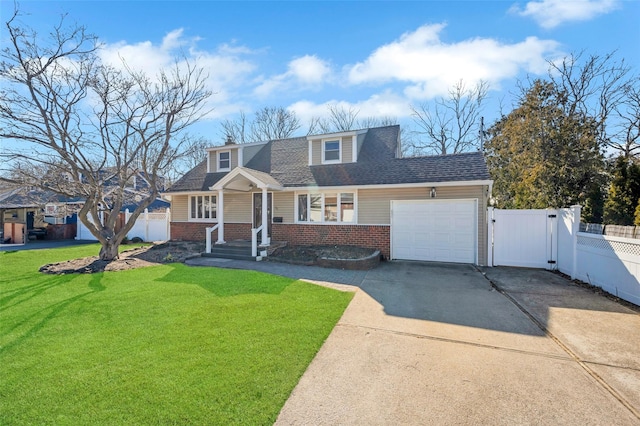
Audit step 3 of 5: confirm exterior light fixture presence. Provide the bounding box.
[430,187,437,198]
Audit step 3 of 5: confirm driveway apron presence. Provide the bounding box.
[275,262,640,425]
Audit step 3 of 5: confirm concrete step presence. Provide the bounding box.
[202,252,256,261]
[202,244,256,261]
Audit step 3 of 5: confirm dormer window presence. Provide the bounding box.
[323,140,341,164]
[218,151,230,172]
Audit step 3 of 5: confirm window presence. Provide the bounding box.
[310,194,322,222]
[297,194,308,221]
[323,140,341,163]
[297,192,356,223]
[218,151,230,171]
[190,195,217,220]
[340,193,354,222]
[324,194,337,222]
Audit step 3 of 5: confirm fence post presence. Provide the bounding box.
[487,207,494,267]
[144,208,149,241]
[166,208,171,241]
[547,208,559,270]
[570,205,581,280]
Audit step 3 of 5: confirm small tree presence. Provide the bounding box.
[603,156,640,225]
[0,10,211,260]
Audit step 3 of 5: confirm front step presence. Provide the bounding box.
[202,243,257,261]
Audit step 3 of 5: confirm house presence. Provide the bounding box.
[0,188,84,243]
[164,125,493,265]
[0,169,170,244]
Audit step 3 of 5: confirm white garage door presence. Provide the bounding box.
[391,199,477,263]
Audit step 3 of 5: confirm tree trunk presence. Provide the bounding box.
[99,239,120,261]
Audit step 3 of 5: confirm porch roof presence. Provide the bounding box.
[209,167,284,192]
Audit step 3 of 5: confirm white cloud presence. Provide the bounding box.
[289,90,411,125]
[254,55,332,97]
[510,0,620,29]
[347,23,560,99]
[97,29,257,119]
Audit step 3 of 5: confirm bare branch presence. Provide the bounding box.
[409,80,488,155]
[0,9,212,260]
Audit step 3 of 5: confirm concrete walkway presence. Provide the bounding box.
[187,258,640,424]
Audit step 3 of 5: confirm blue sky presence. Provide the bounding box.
[3,0,639,144]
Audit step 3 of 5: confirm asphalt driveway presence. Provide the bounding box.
[0,239,95,251]
[274,262,640,425]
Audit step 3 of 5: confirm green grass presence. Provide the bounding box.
[0,245,353,425]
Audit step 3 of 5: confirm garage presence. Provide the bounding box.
[391,199,477,264]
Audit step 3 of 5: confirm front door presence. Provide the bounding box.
[253,192,272,243]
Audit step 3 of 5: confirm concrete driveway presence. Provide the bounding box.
[275,262,640,425]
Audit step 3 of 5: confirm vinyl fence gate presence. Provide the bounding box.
[488,208,558,270]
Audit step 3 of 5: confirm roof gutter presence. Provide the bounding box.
[287,179,494,192]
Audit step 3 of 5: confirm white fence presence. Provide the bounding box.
[489,206,640,306]
[76,208,170,242]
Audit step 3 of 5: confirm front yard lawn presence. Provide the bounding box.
[0,245,353,425]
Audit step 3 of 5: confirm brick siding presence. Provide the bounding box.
[171,222,391,259]
[271,223,391,259]
[170,222,251,242]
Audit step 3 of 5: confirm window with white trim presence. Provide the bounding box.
[189,195,217,220]
[218,151,230,171]
[296,192,356,223]
[322,140,341,164]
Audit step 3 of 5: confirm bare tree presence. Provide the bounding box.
[163,136,212,186]
[308,104,360,134]
[547,51,635,156]
[220,107,300,144]
[0,10,211,260]
[220,111,249,144]
[357,115,397,129]
[409,80,488,155]
[251,106,301,141]
[613,84,640,158]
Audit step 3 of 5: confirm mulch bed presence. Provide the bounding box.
[40,241,205,274]
[39,242,378,274]
[269,245,378,265]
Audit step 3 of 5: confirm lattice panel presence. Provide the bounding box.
[578,235,640,256]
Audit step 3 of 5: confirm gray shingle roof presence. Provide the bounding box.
[0,188,83,208]
[165,125,490,193]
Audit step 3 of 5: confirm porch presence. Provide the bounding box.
[205,167,284,260]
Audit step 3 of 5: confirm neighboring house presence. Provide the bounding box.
[0,170,169,243]
[164,125,493,265]
[0,188,82,243]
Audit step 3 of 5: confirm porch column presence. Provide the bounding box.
[216,190,225,244]
[261,187,269,245]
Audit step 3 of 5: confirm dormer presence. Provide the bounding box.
[205,140,268,173]
[307,129,368,166]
